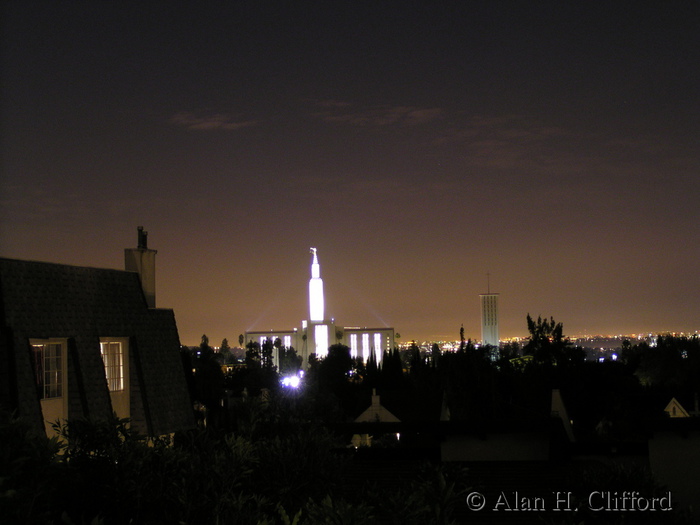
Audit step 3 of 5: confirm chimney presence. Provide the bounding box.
[125,226,157,308]
[137,226,148,249]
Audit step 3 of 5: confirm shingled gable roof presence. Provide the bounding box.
[0,257,194,436]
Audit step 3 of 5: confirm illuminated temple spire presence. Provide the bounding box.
[309,247,324,321]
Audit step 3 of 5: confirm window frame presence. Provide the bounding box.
[99,337,130,420]
[100,339,126,392]
[30,338,69,437]
[31,339,66,400]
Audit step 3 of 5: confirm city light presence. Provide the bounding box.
[281,374,301,388]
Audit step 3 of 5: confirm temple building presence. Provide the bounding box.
[245,249,395,366]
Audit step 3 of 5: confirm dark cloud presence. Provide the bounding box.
[313,102,444,127]
[169,112,260,131]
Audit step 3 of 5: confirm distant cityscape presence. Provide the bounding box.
[207,333,700,361]
[395,332,700,361]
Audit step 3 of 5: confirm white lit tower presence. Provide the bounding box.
[309,248,324,321]
[307,248,330,358]
[479,273,499,354]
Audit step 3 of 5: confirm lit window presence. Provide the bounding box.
[362,333,370,361]
[374,333,382,361]
[101,341,124,392]
[350,334,358,358]
[32,342,63,399]
[315,324,329,357]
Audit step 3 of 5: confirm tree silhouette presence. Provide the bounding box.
[261,338,275,370]
[365,349,379,386]
[192,334,225,426]
[632,335,698,389]
[279,346,302,376]
[319,344,353,386]
[219,338,232,364]
[407,341,429,376]
[380,347,404,389]
[245,340,262,369]
[522,314,580,366]
[430,342,441,367]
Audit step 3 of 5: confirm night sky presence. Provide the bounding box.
[2,1,698,345]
